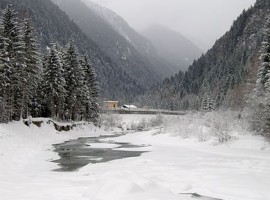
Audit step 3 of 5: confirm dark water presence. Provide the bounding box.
[52,134,149,172]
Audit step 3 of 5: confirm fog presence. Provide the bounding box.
[89,0,256,51]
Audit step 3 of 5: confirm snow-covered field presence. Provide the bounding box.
[0,113,270,200]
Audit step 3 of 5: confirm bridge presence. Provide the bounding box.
[101,108,185,115]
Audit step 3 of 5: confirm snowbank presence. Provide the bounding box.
[83,171,188,200]
[112,111,259,145]
[0,114,269,200]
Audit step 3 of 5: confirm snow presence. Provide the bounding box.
[0,113,270,200]
[83,171,185,200]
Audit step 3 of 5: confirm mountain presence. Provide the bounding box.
[81,0,178,78]
[140,0,268,111]
[53,0,180,81]
[142,25,202,72]
[0,0,143,101]
[53,0,166,86]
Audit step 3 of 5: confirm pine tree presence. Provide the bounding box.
[81,55,100,124]
[257,21,270,93]
[200,79,216,112]
[22,18,40,117]
[201,93,208,111]
[32,54,47,118]
[0,62,9,122]
[63,41,86,121]
[0,20,10,122]
[1,4,25,120]
[215,90,225,109]
[42,44,66,119]
[208,95,215,111]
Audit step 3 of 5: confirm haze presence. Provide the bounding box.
[89,0,256,51]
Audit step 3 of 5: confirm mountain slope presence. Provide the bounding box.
[53,0,163,87]
[0,0,143,101]
[81,0,178,78]
[140,0,268,110]
[142,25,202,72]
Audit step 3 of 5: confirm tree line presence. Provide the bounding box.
[0,5,100,124]
[139,2,266,112]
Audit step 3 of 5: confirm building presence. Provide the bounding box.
[103,101,119,110]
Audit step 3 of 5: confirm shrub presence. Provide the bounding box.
[101,114,122,130]
[149,114,164,127]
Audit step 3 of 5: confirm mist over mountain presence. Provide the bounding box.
[53,0,177,86]
[82,0,179,78]
[89,0,256,52]
[142,25,202,72]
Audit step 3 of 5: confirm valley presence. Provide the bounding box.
[0,0,269,200]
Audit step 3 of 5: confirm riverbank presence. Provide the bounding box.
[0,115,269,200]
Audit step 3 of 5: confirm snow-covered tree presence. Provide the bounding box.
[42,44,66,119]
[200,80,215,112]
[11,18,42,119]
[63,41,86,121]
[257,25,270,93]
[0,5,100,124]
[252,20,270,135]
[0,22,10,122]
[81,55,100,124]
[22,18,40,117]
[1,4,25,120]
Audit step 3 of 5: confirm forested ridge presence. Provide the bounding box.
[140,0,270,112]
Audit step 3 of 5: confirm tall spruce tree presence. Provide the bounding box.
[1,4,25,120]
[63,41,86,121]
[81,55,100,124]
[257,23,270,93]
[0,18,10,122]
[42,44,66,119]
[22,18,40,117]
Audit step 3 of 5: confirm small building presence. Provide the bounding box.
[103,101,119,110]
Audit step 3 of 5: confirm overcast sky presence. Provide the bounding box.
[89,0,256,51]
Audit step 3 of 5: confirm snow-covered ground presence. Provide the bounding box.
[0,113,270,200]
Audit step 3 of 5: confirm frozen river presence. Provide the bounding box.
[0,117,269,200]
[52,134,148,171]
